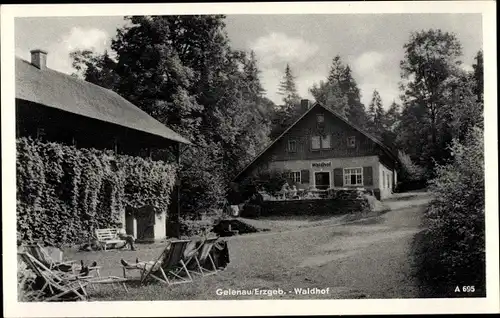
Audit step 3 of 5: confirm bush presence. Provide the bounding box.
[179,142,227,217]
[179,209,224,237]
[17,258,43,302]
[397,150,428,191]
[239,169,288,200]
[414,127,485,296]
[17,137,177,247]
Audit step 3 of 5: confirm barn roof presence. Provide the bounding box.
[15,57,191,145]
[233,101,398,181]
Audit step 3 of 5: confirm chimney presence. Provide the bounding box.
[30,49,48,70]
[301,99,311,112]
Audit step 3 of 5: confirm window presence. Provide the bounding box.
[321,135,331,149]
[311,136,321,150]
[311,135,331,150]
[387,173,391,188]
[288,171,301,183]
[343,167,363,186]
[287,139,297,152]
[382,172,385,188]
[347,136,356,148]
[317,114,325,124]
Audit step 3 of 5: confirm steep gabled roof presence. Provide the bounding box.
[16,57,191,145]
[233,101,398,181]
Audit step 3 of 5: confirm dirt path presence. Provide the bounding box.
[222,192,431,299]
[295,205,426,298]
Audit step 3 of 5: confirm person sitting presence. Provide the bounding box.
[116,223,136,251]
[120,257,161,272]
[280,182,290,200]
[53,260,97,276]
[289,185,298,199]
[120,239,178,271]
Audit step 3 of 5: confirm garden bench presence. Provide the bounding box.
[95,229,125,251]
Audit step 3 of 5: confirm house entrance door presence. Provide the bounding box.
[135,206,155,242]
[314,172,330,190]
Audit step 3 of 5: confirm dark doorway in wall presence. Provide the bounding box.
[314,172,330,190]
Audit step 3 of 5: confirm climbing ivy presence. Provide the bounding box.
[16,137,177,247]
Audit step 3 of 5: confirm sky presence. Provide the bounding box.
[15,14,482,109]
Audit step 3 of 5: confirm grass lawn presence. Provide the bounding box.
[57,193,432,301]
[63,226,370,301]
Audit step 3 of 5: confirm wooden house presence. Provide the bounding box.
[234,100,399,200]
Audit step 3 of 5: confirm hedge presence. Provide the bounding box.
[412,127,485,297]
[16,137,177,247]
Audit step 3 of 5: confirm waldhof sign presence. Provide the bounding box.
[311,161,332,168]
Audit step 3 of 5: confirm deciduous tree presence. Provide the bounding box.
[71,15,272,217]
[399,29,463,168]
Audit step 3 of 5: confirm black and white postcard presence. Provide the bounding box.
[2,1,498,316]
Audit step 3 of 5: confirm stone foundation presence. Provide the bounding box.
[242,189,373,217]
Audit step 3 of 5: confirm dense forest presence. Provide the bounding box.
[70,15,483,212]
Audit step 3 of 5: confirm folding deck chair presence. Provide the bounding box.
[18,252,89,302]
[23,243,100,278]
[122,239,193,286]
[193,237,219,276]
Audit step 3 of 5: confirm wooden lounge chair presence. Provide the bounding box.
[193,237,219,276]
[85,276,129,293]
[23,243,100,277]
[18,252,89,302]
[122,239,193,285]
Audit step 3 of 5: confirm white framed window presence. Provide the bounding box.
[288,171,301,183]
[312,135,331,150]
[343,167,363,186]
[321,134,331,149]
[382,171,385,188]
[287,139,297,152]
[347,136,356,148]
[311,136,321,150]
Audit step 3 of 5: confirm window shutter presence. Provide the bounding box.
[300,169,309,184]
[333,168,343,187]
[363,166,373,186]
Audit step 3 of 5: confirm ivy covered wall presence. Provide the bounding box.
[16,137,177,247]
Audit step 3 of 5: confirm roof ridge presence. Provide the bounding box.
[17,57,119,95]
[232,101,398,181]
[15,56,191,145]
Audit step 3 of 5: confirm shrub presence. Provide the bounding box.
[398,150,426,181]
[179,208,225,237]
[179,142,227,217]
[17,258,42,302]
[397,150,428,191]
[16,137,177,247]
[414,126,485,296]
[239,169,288,199]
